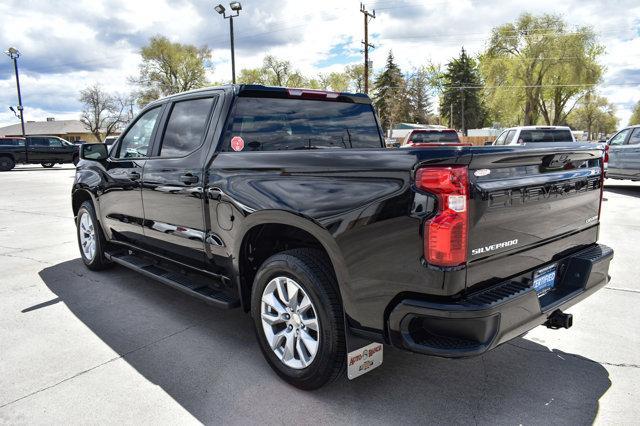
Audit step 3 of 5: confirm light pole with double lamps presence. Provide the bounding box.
[4,47,25,137]
[214,2,242,84]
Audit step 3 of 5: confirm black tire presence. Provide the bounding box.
[72,154,79,166]
[0,156,15,171]
[76,201,112,270]
[41,162,55,168]
[251,248,345,390]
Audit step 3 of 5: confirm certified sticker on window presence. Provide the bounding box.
[347,342,383,380]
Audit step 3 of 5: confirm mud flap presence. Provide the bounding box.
[344,320,383,379]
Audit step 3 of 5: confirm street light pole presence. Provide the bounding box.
[5,47,25,137]
[229,15,236,84]
[215,2,242,84]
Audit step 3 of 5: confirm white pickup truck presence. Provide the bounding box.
[491,126,577,147]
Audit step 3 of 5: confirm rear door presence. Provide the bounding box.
[465,146,604,287]
[607,128,631,176]
[140,94,220,265]
[26,137,53,162]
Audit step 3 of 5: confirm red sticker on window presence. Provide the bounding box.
[231,136,245,152]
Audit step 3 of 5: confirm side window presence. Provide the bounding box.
[48,138,62,147]
[115,107,161,159]
[626,128,640,145]
[31,137,47,146]
[494,131,507,145]
[159,97,215,157]
[505,130,517,144]
[609,129,629,146]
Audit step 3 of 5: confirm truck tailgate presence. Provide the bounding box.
[465,146,604,288]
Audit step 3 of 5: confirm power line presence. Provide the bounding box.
[415,82,640,90]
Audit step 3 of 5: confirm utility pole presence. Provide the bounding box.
[450,104,453,129]
[460,88,465,135]
[360,3,375,94]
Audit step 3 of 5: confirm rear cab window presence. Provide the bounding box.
[410,130,459,143]
[519,129,574,143]
[222,96,383,151]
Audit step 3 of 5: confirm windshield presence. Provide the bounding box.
[519,129,573,143]
[410,131,459,143]
[223,97,382,151]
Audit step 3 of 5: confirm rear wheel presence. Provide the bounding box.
[41,162,55,168]
[251,248,345,390]
[76,201,112,270]
[0,156,15,171]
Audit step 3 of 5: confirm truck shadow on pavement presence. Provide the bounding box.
[37,259,611,425]
[604,183,640,198]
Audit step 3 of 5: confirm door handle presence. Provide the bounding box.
[180,173,199,184]
[127,171,141,180]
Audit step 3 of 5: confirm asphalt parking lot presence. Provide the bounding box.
[0,164,638,425]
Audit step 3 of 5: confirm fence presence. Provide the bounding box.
[461,136,496,146]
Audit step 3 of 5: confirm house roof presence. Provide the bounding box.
[0,120,89,137]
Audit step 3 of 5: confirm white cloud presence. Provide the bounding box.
[0,0,638,128]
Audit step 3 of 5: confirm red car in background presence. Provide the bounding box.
[401,129,470,147]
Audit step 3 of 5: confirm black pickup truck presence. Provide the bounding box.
[0,135,79,170]
[72,85,613,389]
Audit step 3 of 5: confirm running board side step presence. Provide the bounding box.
[105,251,240,309]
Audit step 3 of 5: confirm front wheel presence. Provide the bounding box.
[251,248,345,390]
[76,201,112,270]
[41,162,55,168]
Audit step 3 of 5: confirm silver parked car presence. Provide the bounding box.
[606,125,640,181]
[491,126,577,147]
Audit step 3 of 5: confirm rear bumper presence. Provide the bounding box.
[387,244,613,357]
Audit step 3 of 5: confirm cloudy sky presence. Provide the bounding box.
[0,0,639,128]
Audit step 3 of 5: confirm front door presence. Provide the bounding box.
[99,106,163,244]
[140,95,219,265]
[607,128,631,177]
[46,137,75,163]
[621,127,640,179]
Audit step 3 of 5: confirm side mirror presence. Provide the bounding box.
[81,143,108,161]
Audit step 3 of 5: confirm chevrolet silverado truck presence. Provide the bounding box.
[72,85,613,389]
[0,135,79,170]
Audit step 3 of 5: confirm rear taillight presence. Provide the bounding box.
[416,166,469,267]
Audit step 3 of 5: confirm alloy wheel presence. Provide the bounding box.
[260,276,320,369]
[79,211,96,261]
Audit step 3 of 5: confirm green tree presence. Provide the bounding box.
[568,92,618,140]
[481,13,604,126]
[630,101,640,126]
[238,55,308,87]
[345,64,365,93]
[372,51,408,133]
[132,36,211,106]
[439,48,486,133]
[317,71,350,92]
[407,66,433,124]
[237,67,267,85]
